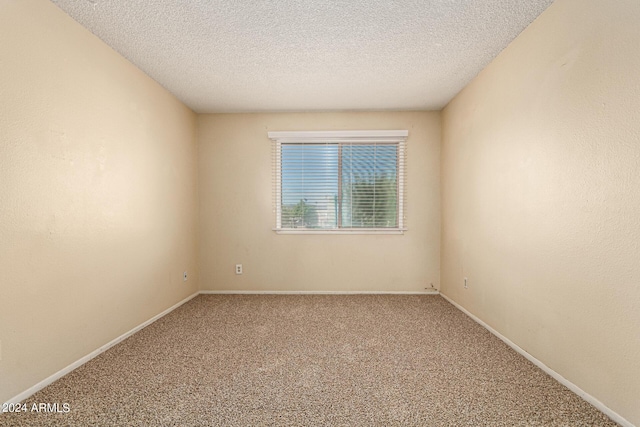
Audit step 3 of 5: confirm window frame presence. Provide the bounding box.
[268,130,407,235]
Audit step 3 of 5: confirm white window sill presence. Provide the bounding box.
[274,228,406,235]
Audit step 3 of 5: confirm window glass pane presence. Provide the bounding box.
[279,142,399,230]
[281,144,339,228]
[342,144,397,228]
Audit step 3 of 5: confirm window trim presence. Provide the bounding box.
[268,130,408,235]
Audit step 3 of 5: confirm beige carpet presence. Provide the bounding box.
[1,295,617,426]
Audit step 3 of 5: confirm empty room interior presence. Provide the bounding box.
[1,0,639,425]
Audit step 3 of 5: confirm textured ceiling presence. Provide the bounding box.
[51,0,553,113]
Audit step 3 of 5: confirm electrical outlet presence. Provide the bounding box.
[464,277,468,289]
[235,264,243,275]
[183,271,188,281]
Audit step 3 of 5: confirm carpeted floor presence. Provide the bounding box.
[1,295,617,426]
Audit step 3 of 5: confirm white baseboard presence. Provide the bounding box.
[200,290,440,295]
[439,292,633,427]
[3,291,199,407]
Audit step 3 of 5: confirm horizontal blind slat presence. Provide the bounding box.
[273,137,406,231]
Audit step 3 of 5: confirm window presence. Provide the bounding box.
[269,130,407,234]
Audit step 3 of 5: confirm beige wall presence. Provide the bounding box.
[441,0,640,424]
[0,0,199,403]
[3,0,636,422]
[198,112,440,292]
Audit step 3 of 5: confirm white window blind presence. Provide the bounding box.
[268,130,407,234]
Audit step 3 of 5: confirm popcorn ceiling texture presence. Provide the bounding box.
[50,0,553,113]
[0,295,617,426]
